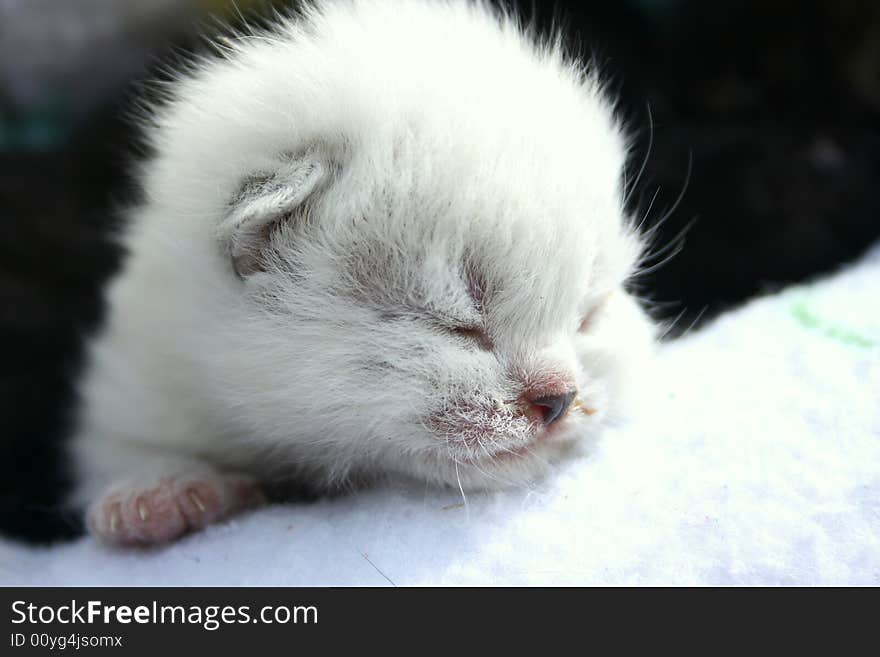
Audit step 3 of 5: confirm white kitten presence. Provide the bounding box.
[68,0,655,545]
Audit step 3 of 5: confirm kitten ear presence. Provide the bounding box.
[221,149,331,277]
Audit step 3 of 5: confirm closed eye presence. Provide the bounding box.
[443,324,494,351]
[578,295,611,333]
[578,310,598,333]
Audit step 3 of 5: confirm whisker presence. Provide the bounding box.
[636,215,698,276]
[651,149,694,232]
[656,307,689,341]
[680,305,709,338]
[635,187,662,235]
[636,151,695,270]
[453,459,469,516]
[623,101,654,210]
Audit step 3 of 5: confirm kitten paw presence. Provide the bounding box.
[87,472,265,546]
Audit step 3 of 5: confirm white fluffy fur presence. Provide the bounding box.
[68,0,655,541]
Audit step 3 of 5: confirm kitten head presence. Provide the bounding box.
[142,0,655,490]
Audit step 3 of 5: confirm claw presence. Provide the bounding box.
[188,490,206,512]
[109,505,120,533]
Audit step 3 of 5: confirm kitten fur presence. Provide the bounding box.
[69,0,655,545]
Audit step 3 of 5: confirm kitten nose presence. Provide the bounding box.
[529,390,577,426]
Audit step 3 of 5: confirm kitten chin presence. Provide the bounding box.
[67,0,655,546]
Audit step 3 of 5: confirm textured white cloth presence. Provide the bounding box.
[3,244,879,586]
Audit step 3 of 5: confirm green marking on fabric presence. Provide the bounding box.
[791,299,876,348]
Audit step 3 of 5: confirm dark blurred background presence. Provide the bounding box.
[2,0,878,542]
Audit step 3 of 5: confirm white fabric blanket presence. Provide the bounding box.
[3,244,879,586]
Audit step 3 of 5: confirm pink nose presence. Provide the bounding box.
[527,390,577,425]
